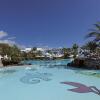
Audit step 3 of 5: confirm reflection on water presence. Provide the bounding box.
[0,69,17,74]
[20,72,53,84]
[27,67,37,71]
[23,59,70,69]
[47,65,67,69]
[75,70,100,78]
[0,69,17,78]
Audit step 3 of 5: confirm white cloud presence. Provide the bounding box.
[0,30,26,49]
[18,45,26,49]
[0,31,16,46]
[0,39,27,50]
[7,37,16,40]
[0,40,16,46]
[0,31,8,38]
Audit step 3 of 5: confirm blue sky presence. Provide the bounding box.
[0,0,100,48]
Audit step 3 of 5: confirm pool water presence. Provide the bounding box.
[0,59,100,100]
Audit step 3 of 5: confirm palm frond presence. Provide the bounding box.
[88,28,97,32]
[85,32,98,38]
[94,23,100,30]
[93,34,100,42]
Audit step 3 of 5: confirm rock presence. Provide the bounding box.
[67,58,100,70]
[0,59,3,67]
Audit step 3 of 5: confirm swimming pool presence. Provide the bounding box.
[0,59,100,100]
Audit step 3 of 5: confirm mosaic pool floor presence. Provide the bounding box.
[0,60,100,100]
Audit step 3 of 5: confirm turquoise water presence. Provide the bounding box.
[0,59,100,100]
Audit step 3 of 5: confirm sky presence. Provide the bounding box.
[0,0,100,48]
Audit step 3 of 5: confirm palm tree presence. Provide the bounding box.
[72,44,79,58]
[62,48,70,58]
[86,22,100,42]
[32,47,37,52]
[10,45,22,62]
[85,41,98,53]
[62,48,68,54]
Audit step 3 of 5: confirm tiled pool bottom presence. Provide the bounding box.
[0,65,100,100]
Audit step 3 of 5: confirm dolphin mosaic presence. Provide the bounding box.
[61,81,100,96]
